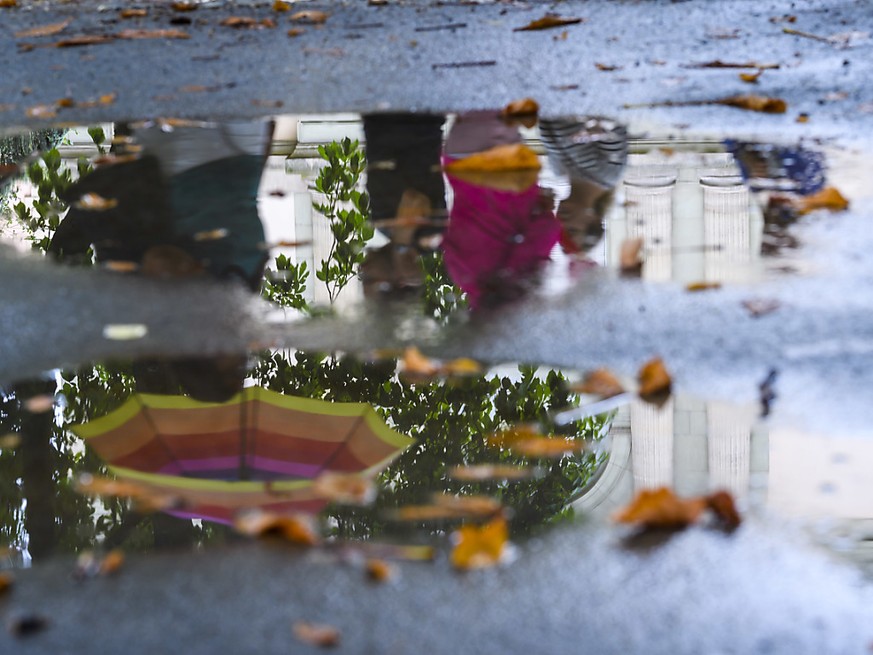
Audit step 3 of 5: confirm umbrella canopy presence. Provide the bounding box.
[73,386,415,523]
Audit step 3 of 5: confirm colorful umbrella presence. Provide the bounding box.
[73,386,415,523]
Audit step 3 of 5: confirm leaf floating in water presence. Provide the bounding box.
[74,549,125,579]
[447,464,538,482]
[290,10,329,24]
[102,324,148,340]
[638,357,672,402]
[572,368,625,398]
[619,237,644,275]
[7,614,48,638]
[23,395,54,414]
[501,97,539,128]
[685,60,780,69]
[365,559,395,583]
[796,186,849,214]
[120,8,148,18]
[705,490,742,530]
[287,28,305,37]
[99,549,125,576]
[25,104,57,119]
[312,472,376,506]
[488,426,585,458]
[742,297,781,318]
[273,0,291,10]
[76,192,118,211]
[171,1,198,11]
[391,494,503,521]
[401,346,440,377]
[117,29,190,40]
[0,572,14,594]
[717,94,787,113]
[445,144,541,173]
[103,260,140,273]
[0,0,18,7]
[56,35,115,47]
[595,62,622,71]
[686,281,721,292]
[15,19,72,38]
[450,517,509,570]
[442,358,482,377]
[234,510,319,545]
[0,433,21,449]
[293,621,340,648]
[74,474,178,512]
[614,487,706,529]
[739,70,763,83]
[514,14,584,32]
[193,228,229,241]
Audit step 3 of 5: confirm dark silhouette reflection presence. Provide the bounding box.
[49,121,274,290]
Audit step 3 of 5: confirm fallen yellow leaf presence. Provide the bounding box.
[120,8,148,18]
[447,464,538,482]
[365,559,395,583]
[234,510,319,545]
[293,621,340,648]
[572,368,625,398]
[686,281,721,292]
[638,357,672,400]
[796,186,849,214]
[450,517,509,569]
[312,472,376,506]
[445,143,541,173]
[717,94,787,113]
[619,237,644,274]
[15,19,71,38]
[514,14,583,32]
[614,487,706,529]
[273,0,291,10]
[291,10,328,24]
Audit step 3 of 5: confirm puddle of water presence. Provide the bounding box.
[0,111,869,582]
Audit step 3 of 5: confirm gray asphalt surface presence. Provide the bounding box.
[3,1,873,653]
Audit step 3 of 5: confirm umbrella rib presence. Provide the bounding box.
[318,413,366,475]
[136,395,179,474]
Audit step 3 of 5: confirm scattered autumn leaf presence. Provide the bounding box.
[739,70,763,83]
[234,510,319,545]
[221,16,259,28]
[447,464,538,482]
[369,0,388,5]
[76,192,118,211]
[686,60,779,69]
[573,368,625,398]
[25,104,57,119]
[450,517,509,569]
[365,559,395,583]
[392,494,503,521]
[742,298,781,318]
[0,572,13,594]
[401,345,439,376]
[488,425,585,457]
[614,487,706,529]
[293,621,340,648]
[0,0,17,6]
[117,29,190,40]
[619,237,644,274]
[120,8,148,18]
[23,395,54,414]
[796,186,849,214]
[501,97,539,128]
[638,357,672,400]
[718,94,787,113]
[706,491,741,529]
[56,35,115,47]
[56,97,75,108]
[442,358,482,376]
[193,228,229,241]
[103,260,140,273]
[99,92,117,105]
[171,1,198,11]
[100,549,125,575]
[290,10,329,24]
[288,28,304,37]
[514,14,583,32]
[102,324,148,340]
[273,0,291,10]
[686,281,721,292]
[796,112,810,123]
[445,143,540,173]
[15,19,71,38]
[595,62,622,71]
[312,472,376,506]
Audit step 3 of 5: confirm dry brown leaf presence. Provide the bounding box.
[0,0,17,6]
[221,16,259,28]
[514,14,583,32]
[23,395,54,414]
[450,517,509,569]
[273,0,291,10]
[369,0,388,5]
[312,472,376,506]
[117,29,190,40]
[742,298,781,318]
[0,572,13,594]
[293,621,340,648]
[796,186,849,214]
[365,559,395,583]
[234,510,319,545]
[56,35,114,47]
[56,97,75,108]
[796,112,810,123]
[501,97,539,128]
[26,104,57,119]
[103,260,140,273]
[99,549,125,576]
[488,426,585,458]
[638,357,672,400]
[445,143,540,173]
[686,281,721,292]
[260,18,277,28]
[287,28,304,37]
[717,94,787,113]
[401,346,439,376]
[687,60,779,69]
[619,237,644,274]
[171,1,198,11]
[595,62,622,71]
[443,358,482,377]
[447,464,538,482]
[76,192,118,211]
[706,490,741,529]
[99,92,117,105]
[573,368,625,398]
[120,8,148,18]
[392,494,502,521]
[291,10,329,24]
[614,487,706,529]
[15,19,71,38]
[739,70,763,83]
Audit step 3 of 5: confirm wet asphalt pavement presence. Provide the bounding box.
[3,0,873,652]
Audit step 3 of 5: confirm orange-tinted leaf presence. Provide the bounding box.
[796,186,849,214]
[445,143,541,173]
[273,0,291,11]
[99,549,125,576]
[312,472,376,506]
[117,29,190,39]
[25,104,57,119]
[15,19,71,38]
[742,298,781,318]
[796,112,810,123]
[56,35,114,47]
[171,1,198,11]
[192,228,229,241]
[221,16,259,28]
[514,14,583,32]
[234,510,319,545]
[686,281,721,292]
[0,572,14,594]
[717,94,787,113]
[293,621,340,648]
[0,0,17,6]
[443,358,482,377]
[261,18,277,28]
[401,346,439,376]
[706,490,741,529]
[501,97,539,128]
[447,464,538,482]
[573,368,625,398]
[614,487,706,529]
[290,10,328,24]
[687,60,779,69]
[488,426,585,458]
[392,494,502,521]
[23,395,54,414]
[120,8,148,18]
[99,92,117,106]
[287,28,304,37]
[56,97,75,108]
[365,559,395,583]
[739,70,762,83]
[638,357,672,400]
[595,62,622,71]
[450,517,508,569]
[75,192,118,211]
[619,237,643,274]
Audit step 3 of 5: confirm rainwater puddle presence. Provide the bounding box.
[0,110,870,633]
